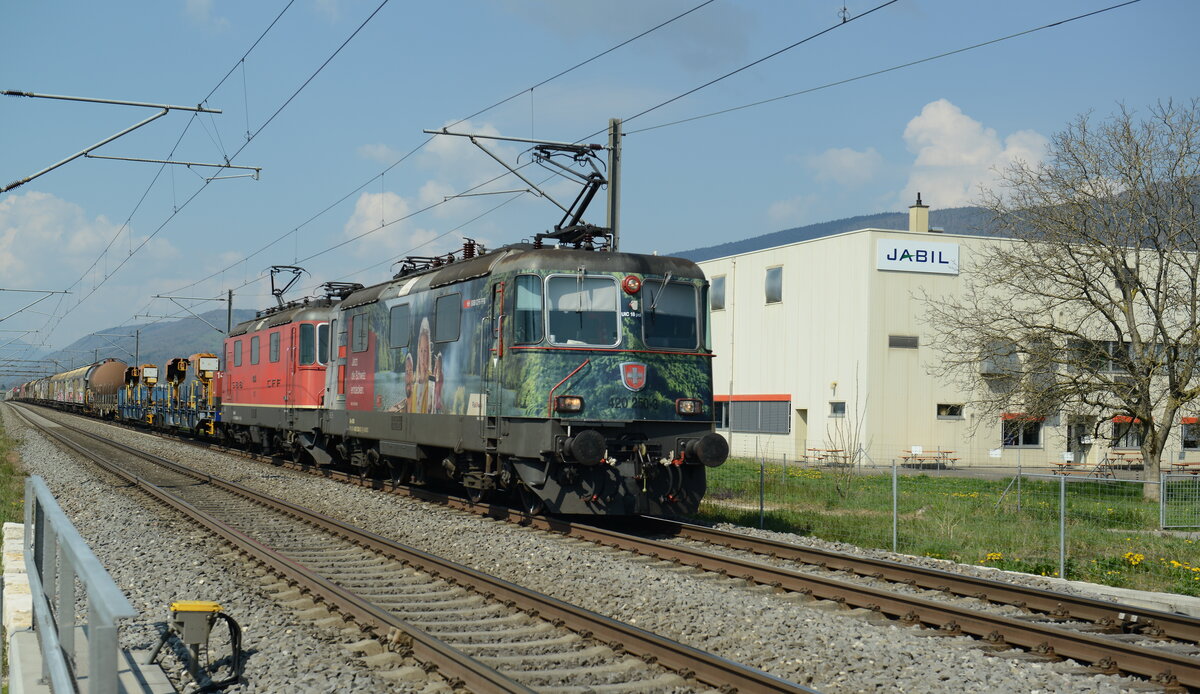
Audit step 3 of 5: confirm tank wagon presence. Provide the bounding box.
[38,359,128,417]
[215,243,728,515]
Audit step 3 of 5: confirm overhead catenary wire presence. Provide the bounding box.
[626,0,1145,135]
[34,0,391,346]
[156,0,721,302]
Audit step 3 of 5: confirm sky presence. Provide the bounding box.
[1,0,1196,369]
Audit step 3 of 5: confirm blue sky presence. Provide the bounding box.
[1,0,1196,360]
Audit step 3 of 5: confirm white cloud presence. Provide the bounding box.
[0,191,178,288]
[898,99,1048,208]
[806,147,883,187]
[357,143,401,163]
[342,191,454,259]
[185,0,230,31]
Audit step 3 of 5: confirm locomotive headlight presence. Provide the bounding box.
[676,398,703,415]
[555,395,584,413]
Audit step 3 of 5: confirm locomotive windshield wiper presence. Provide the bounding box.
[649,273,672,312]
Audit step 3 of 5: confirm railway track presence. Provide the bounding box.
[22,405,1200,690]
[12,404,812,694]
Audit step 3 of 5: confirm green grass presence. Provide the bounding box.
[700,458,1200,596]
[0,416,24,528]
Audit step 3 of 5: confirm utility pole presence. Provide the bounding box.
[606,118,622,252]
[227,289,233,335]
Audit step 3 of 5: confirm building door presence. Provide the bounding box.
[794,408,808,461]
[1067,415,1094,464]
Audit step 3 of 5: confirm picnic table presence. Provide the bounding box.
[1105,451,1144,470]
[1050,458,1114,478]
[1169,461,1200,475]
[805,448,848,466]
[900,450,958,469]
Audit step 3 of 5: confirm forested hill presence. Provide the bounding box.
[672,206,992,262]
[3,309,257,387]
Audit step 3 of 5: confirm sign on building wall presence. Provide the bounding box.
[877,239,959,275]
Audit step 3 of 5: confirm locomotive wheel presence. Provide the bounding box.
[517,484,545,515]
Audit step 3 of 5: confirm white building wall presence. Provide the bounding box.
[699,226,1200,469]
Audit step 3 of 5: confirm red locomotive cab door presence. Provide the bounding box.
[285,324,297,427]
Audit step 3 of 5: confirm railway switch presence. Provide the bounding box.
[148,600,244,690]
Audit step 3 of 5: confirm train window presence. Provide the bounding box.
[513,275,543,344]
[642,280,698,349]
[352,313,369,353]
[269,331,281,363]
[434,294,461,342]
[389,304,411,348]
[233,340,242,367]
[299,324,316,365]
[250,336,260,365]
[546,276,618,347]
[319,323,330,364]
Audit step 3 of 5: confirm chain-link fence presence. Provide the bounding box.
[701,459,1200,595]
[1163,474,1200,528]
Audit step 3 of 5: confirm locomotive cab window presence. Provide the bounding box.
[269,331,281,363]
[546,276,618,347]
[299,324,317,365]
[318,323,330,364]
[513,274,543,344]
[434,294,461,342]
[642,280,699,349]
[351,313,369,353]
[250,336,260,365]
[233,340,242,367]
[389,304,411,348]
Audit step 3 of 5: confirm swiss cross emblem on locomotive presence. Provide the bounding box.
[620,362,647,391]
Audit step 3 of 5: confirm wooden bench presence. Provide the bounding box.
[901,452,958,469]
[1169,462,1200,475]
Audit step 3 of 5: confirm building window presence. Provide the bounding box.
[1002,418,1042,447]
[765,267,782,304]
[269,331,281,363]
[389,304,411,348]
[829,401,846,418]
[937,403,964,419]
[889,335,919,349]
[717,399,790,434]
[711,276,725,311]
[250,336,260,365]
[1183,422,1199,450]
[1113,418,1144,449]
[435,294,462,342]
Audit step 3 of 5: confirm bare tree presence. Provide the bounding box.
[925,100,1200,499]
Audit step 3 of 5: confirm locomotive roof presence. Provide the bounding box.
[338,244,706,309]
[229,299,338,337]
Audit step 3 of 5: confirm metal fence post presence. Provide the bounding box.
[1059,473,1067,578]
[759,457,765,529]
[892,456,898,553]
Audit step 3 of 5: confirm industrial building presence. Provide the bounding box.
[698,198,1197,470]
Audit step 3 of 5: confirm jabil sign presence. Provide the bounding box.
[877,239,959,275]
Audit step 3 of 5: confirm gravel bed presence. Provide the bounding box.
[1,405,446,694]
[10,406,1149,693]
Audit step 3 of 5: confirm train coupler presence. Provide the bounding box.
[148,600,243,690]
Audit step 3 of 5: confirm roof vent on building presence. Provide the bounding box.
[908,193,930,234]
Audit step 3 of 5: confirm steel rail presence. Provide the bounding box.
[637,517,1200,643]
[10,406,533,694]
[16,406,813,694]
